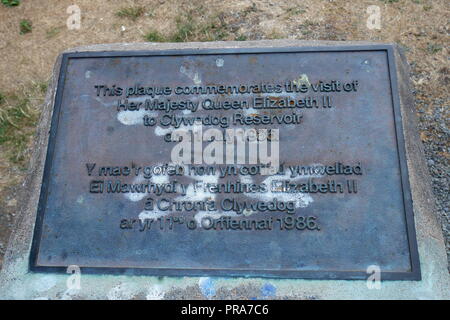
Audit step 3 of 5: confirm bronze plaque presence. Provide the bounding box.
[31,45,420,280]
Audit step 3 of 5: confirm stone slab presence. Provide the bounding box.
[0,40,448,299]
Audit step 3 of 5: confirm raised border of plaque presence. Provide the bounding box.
[29,45,421,280]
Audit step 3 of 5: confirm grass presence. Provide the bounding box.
[46,27,61,39]
[286,7,306,16]
[116,6,145,21]
[427,43,442,54]
[0,82,46,166]
[266,29,284,40]
[19,19,32,35]
[1,0,20,7]
[168,13,230,42]
[143,11,248,43]
[144,30,165,42]
[235,34,247,41]
[242,3,257,16]
[170,15,197,42]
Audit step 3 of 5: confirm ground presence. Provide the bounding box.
[0,0,448,270]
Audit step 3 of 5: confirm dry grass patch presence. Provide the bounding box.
[116,6,146,21]
[0,81,46,167]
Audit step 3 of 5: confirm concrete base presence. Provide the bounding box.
[0,40,448,299]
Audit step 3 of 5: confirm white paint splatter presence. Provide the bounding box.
[243,107,259,116]
[85,70,91,79]
[124,167,170,202]
[76,195,84,204]
[239,174,253,184]
[215,58,224,67]
[293,74,310,87]
[180,65,202,85]
[125,174,148,202]
[152,174,169,184]
[175,171,220,204]
[154,126,173,136]
[126,193,148,202]
[117,109,157,126]
[242,208,254,216]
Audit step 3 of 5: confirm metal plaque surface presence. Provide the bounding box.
[30,45,420,280]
